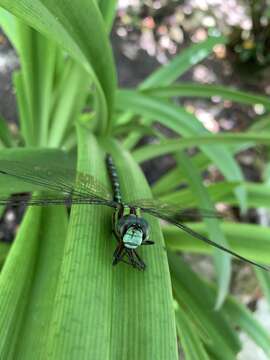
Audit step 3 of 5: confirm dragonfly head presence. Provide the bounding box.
[123,226,143,249]
[115,206,150,249]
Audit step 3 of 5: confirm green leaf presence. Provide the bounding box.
[117,33,226,130]
[255,269,270,304]
[222,292,270,357]
[0,7,19,49]
[152,153,211,197]
[141,34,227,89]
[44,128,115,358]
[48,60,89,147]
[0,147,71,194]
[97,0,117,31]
[176,152,231,308]
[159,181,238,206]
[170,252,270,358]
[40,126,178,359]
[143,83,270,110]
[0,243,10,268]
[13,207,68,357]
[112,123,159,138]
[13,71,31,145]
[132,133,270,163]
[14,22,58,146]
[164,222,270,264]
[249,115,270,132]
[158,180,270,211]
[169,252,241,360]
[0,116,13,147]
[0,0,117,134]
[152,167,185,197]
[116,90,245,210]
[0,147,69,163]
[101,140,179,359]
[0,206,42,357]
[175,306,210,360]
[223,182,270,208]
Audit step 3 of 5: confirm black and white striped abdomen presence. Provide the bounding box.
[106,154,122,203]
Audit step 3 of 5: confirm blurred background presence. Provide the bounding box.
[1,1,270,358]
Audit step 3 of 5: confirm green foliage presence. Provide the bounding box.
[169,253,270,358]
[142,83,270,109]
[176,151,230,309]
[0,1,269,359]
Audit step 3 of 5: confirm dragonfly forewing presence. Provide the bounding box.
[129,198,222,221]
[0,160,117,208]
[139,206,270,272]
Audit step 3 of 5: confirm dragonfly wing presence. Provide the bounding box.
[0,193,117,207]
[139,206,270,271]
[0,160,117,208]
[129,198,222,220]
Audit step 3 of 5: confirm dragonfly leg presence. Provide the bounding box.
[112,246,138,269]
[134,250,146,270]
[113,246,141,269]
[142,240,155,245]
[127,249,146,270]
[112,230,121,243]
[112,242,134,267]
[125,249,141,270]
[112,243,125,266]
[113,243,146,270]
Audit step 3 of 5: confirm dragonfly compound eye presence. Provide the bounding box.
[123,226,143,249]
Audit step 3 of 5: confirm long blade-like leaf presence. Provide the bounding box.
[117,33,226,135]
[132,133,270,163]
[0,243,10,268]
[0,116,13,148]
[101,140,179,359]
[143,83,270,110]
[0,0,116,134]
[255,269,270,304]
[48,60,89,147]
[41,125,178,359]
[44,128,114,358]
[175,306,210,360]
[116,90,246,210]
[97,0,117,31]
[141,34,227,89]
[12,22,58,146]
[12,207,68,357]
[169,252,270,358]
[176,151,231,308]
[0,207,42,357]
[169,252,240,360]
[164,222,270,264]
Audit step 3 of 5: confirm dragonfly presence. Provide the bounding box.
[0,154,268,271]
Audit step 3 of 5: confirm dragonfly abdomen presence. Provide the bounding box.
[106,154,122,203]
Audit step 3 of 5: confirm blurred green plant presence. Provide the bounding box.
[229,0,270,71]
[0,1,269,359]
